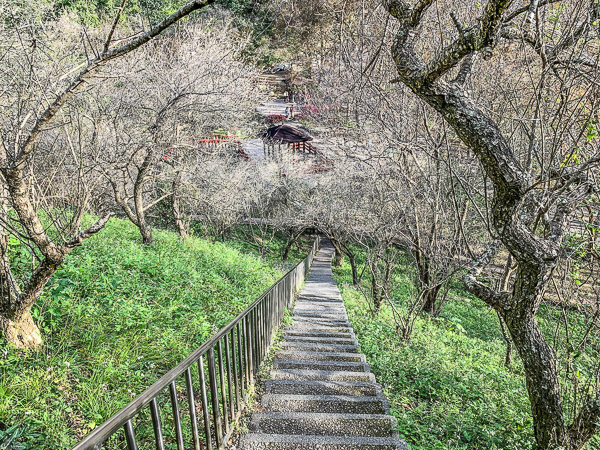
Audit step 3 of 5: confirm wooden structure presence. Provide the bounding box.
[262,124,315,160]
[198,134,250,160]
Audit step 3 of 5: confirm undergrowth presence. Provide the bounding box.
[333,257,600,450]
[0,218,303,449]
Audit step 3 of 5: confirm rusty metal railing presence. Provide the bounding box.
[73,237,320,450]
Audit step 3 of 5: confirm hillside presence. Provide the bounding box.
[0,218,293,449]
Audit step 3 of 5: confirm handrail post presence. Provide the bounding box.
[207,348,223,448]
[197,356,213,450]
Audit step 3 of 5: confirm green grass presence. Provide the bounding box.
[0,218,301,449]
[332,257,600,450]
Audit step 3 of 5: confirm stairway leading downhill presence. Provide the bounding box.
[240,241,407,450]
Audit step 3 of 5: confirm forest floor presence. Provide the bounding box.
[332,255,600,450]
[0,218,309,449]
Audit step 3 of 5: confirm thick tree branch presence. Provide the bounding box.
[453,53,478,85]
[411,0,436,26]
[65,212,113,248]
[106,175,139,225]
[142,191,173,212]
[463,239,511,310]
[423,0,514,83]
[525,0,540,24]
[500,26,538,49]
[103,0,128,54]
[503,0,561,23]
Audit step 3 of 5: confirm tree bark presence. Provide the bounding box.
[0,310,42,349]
[134,148,156,245]
[333,246,344,267]
[497,311,513,367]
[282,236,295,261]
[172,170,187,239]
[282,228,305,261]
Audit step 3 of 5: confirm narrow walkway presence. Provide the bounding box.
[240,241,407,449]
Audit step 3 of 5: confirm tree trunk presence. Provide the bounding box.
[348,252,359,285]
[372,285,383,312]
[133,148,156,245]
[502,265,570,448]
[371,267,383,313]
[283,229,304,261]
[422,285,443,316]
[385,1,600,446]
[415,250,443,316]
[0,310,42,349]
[139,223,154,245]
[172,170,187,239]
[333,247,344,267]
[282,237,294,262]
[497,311,512,367]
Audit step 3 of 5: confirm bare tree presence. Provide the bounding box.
[97,15,260,244]
[0,0,215,348]
[385,0,600,447]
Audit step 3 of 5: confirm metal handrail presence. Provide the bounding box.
[73,237,320,450]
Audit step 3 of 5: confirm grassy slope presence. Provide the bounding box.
[0,219,295,449]
[333,258,600,450]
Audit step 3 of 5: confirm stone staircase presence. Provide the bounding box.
[240,242,407,450]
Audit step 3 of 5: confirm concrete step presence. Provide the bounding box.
[294,302,345,307]
[292,310,348,320]
[274,359,370,373]
[275,350,365,362]
[292,317,350,324]
[280,341,359,353]
[294,297,344,308]
[271,369,375,382]
[266,380,382,397]
[291,320,350,327]
[293,307,346,312]
[295,298,344,304]
[294,305,346,314]
[286,327,353,334]
[284,335,358,345]
[293,312,348,320]
[295,297,344,302]
[240,434,407,450]
[294,305,346,310]
[262,394,390,414]
[248,412,398,437]
[285,330,355,339]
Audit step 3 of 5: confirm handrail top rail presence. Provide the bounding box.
[72,238,318,450]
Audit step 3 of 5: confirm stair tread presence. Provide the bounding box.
[252,412,394,419]
[266,379,382,396]
[276,351,366,361]
[285,335,357,342]
[281,341,358,349]
[262,393,388,404]
[240,434,407,450]
[274,359,370,372]
[271,369,376,382]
